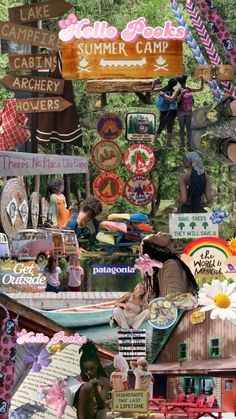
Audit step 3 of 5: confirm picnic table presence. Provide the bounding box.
[160,402,197,417]
[149,398,166,410]
[188,407,224,419]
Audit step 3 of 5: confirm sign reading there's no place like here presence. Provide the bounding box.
[169,213,219,239]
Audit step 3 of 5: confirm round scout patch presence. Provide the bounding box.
[124,175,155,206]
[93,172,123,203]
[124,144,155,175]
[97,113,123,140]
[92,141,123,171]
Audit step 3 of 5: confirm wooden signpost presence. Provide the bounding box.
[15,97,72,113]
[62,38,183,80]
[1,75,64,95]
[0,21,61,50]
[9,0,73,23]
[195,64,234,81]
[9,53,58,72]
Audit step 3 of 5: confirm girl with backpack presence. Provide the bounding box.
[176,75,204,149]
[151,78,178,148]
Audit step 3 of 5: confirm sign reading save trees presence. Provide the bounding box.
[169,214,219,239]
[59,16,185,79]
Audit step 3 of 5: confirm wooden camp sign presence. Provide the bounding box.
[2,75,64,94]
[62,38,183,80]
[112,390,148,413]
[30,192,39,229]
[9,53,57,72]
[0,21,61,50]
[15,97,72,113]
[195,64,234,81]
[1,75,64,95]
[9,0,73,23]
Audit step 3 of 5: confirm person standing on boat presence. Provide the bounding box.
[112,282,150,330]
[66,256,84,291]
[66,341,110,419]
[44,256,62,293]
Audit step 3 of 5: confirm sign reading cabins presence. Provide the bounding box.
[59,16,184,79]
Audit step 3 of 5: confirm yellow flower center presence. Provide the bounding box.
[214,293,231,308]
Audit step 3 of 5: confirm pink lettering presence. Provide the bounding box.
[121,17,147,42]
[58,16,186,43]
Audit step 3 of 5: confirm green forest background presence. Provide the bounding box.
[0,0,236,239]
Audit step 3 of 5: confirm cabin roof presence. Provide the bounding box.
[148,358,236,374]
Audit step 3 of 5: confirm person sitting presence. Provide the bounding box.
[66,341,110,419]
[66,197,102,239]
[179,151,212,213]
[112,282,150,330]
[141,232,199,298]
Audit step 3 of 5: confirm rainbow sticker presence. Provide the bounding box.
[181,237,236,285]
[182,237,234,258]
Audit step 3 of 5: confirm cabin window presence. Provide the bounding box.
[224,380,233,391]
[209,338,220,358]
[178,342,187,360]
[183,377,214,396]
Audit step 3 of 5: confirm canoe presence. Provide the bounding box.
[38,301,115,328]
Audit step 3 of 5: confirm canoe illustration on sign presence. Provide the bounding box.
[92,141,123,171]
[100,58,146,67]
[93,172,123,203]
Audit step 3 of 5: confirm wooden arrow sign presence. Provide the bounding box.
[15,97,72,113]
[9,53,58,72]
[195,64,234,81]
[1,75,64,94]
[9,0,73,23]
[0,21,61,50]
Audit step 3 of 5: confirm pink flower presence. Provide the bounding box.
[134,254,163,278]
[45,380,67,418]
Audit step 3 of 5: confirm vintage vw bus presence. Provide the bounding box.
[10,228,79,265]
[0,233,10,259]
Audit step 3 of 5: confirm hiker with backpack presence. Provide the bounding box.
[151,78,178,148]
[176,75,204,149]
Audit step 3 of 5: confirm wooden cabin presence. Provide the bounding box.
[149,311,236,413]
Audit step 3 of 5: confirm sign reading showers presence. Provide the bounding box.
[59,16,185,79]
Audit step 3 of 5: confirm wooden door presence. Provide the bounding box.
[222,378,236,413]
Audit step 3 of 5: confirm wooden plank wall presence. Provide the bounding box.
[158,311,236,362]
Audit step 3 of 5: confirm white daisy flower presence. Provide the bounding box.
[198,279,236,320]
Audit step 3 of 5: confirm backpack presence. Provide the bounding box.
[181,90,194,112]
[156,95,176,112]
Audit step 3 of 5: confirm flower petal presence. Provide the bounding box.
[210,308,220,319]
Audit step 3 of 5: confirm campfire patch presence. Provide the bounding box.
[124,144,155,175]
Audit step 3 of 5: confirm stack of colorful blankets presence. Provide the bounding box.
[96,213,155,253]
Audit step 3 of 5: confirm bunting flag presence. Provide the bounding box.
[170,0,222,101]
[186,0,236,98]
[195,0,236,70]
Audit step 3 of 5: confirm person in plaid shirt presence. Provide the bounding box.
[0,99,30,150]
